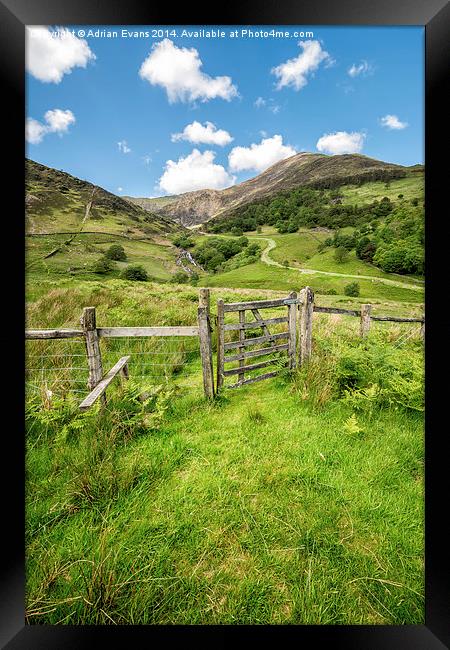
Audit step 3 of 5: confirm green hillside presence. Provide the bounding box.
[26,159,179,237]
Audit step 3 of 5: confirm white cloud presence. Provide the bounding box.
[271,40,332,91]
[25,109,75,144]
[139,39,238,103]
[117,187,123,192]
[26,26,95,83]
[228,135,296,173]
[158,149,235,194]
[347,60,374,77]
[316,131,365,154]
[25,118,47,145]
[142,155,152,166]
[118,140,131,153]
[380,114,408,130]
[44,109,75,134]
[171,121,233,146]
[254,96,281,114]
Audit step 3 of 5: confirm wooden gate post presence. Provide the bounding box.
[216,299,225,391]
[198,288,215,399]
[360,304,372,338]
[299,286,314,365]
[287,291,297,369]
[81,307,104,393]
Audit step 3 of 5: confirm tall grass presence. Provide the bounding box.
[25,296,424,625]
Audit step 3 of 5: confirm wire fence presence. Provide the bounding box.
[312,310,424,345]
[25,335,201,402]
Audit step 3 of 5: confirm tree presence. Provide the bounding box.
[173,234,194,248]
[334,246,349,264]
[344,282,360,297]
[105,244,127,261]
[121,265,148,281]
[356,237,377,263]
[93,256,116,274]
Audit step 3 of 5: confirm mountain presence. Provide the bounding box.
[126,153,421,227]
[26,159,181,236]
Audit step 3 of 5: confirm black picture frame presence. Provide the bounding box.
[2,0,449,647]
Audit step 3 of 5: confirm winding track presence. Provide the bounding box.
[250,236,424,292]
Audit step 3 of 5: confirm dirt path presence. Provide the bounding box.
[251,237,424,292]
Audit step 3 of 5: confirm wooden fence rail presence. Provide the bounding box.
[79,356,130,411]
[25,287,424,402]
[25,290,215,405]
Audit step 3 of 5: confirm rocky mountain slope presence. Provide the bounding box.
[126,153,420,227]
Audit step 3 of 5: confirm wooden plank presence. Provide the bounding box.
[314,306,360,317]
[371,316,424,323]
[81,307,104,392]
[223,297,291,312]
[216,299,225,390]
[360,304,372,337]
[287,291,297,370]
[224,331,288,351]
[224,343,289,364]
[223,316,288,331]
[25,329,84,340]
[198,288,215,399]
[299,287,314,365]
[238,309,245,382]
[223,358,280,376]
[250,307,277,347]
[97,326,199,337]
[228,370,279,389]
[79,356,130,411]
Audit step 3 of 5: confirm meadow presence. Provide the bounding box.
[25,166,425,626]
[25,278,424,625]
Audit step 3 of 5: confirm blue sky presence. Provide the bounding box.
[26,26,424,197]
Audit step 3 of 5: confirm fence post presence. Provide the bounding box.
[81,307,104,399]
[216,299,225,391]
[287,291,297,370]
[198,288,215,399]
[299,286,314,365]
[360,304,372,338]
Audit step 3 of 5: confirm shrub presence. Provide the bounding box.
[189,271,199,286]
[93,256,116,274]
[121,265,148,281]
[170,270,189,284]
[173,235,194,248]
[105,244,127,261]
[344,282,360,297]
[334,247,349,264]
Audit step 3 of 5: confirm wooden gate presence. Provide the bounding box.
[216,292,299,389]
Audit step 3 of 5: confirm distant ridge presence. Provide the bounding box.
[125,152,421,227]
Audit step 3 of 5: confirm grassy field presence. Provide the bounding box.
[25,168,425,626]
[206,260,424,304]
[26,233,179,282]
[339,174,424,206]
[25,279,424,625]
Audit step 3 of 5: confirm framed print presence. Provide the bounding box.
[1,0,449,647]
